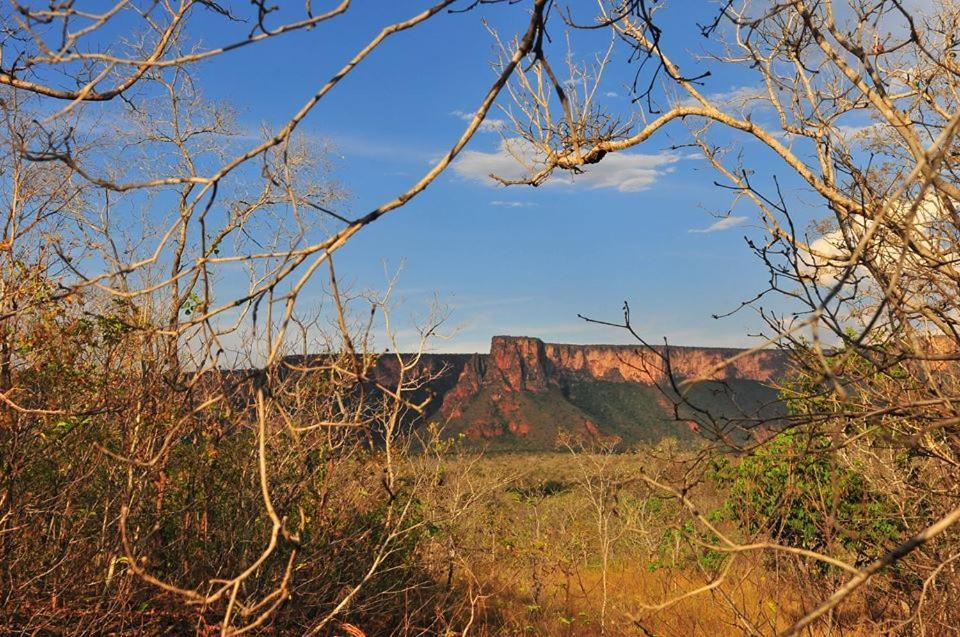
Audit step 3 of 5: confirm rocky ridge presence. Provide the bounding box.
[419,336,789,447]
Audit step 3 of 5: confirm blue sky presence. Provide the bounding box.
[191,1,821,352]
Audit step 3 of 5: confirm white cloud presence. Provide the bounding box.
[454,137,687,192]
[800,196,956,288]
[451,109,505,133]
[604,91,619,98]
[689,215,748,234]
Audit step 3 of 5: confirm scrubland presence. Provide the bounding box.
[407,449,889,637]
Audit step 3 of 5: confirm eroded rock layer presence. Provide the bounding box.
[422,336,789,448]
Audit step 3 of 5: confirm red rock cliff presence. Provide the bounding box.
[438,336,788,421]
[543,342,786,385]
[486,335,553,392]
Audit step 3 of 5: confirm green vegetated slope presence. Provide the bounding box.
[563,380,695,444]
[445,377,784,451]
[450,386,595,451]
[673,379,785,427]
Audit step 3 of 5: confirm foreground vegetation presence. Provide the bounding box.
[4,0,960,633]
[5,385,951,636]
[418,435,950,636]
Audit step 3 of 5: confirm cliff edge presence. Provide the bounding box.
[427,336,788,449]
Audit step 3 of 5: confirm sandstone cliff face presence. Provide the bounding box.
[434,336,788,443]
[487,336,553,392]
[542,342,786,385]
[438,354,486,420]
[439,336,787,399]
[288,338,786,446]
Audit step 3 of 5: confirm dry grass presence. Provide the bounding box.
[458,557,878,636]
[418,451,881,637]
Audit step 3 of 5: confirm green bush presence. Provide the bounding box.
[713,429,902,564]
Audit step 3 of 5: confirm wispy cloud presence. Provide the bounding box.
[836,122,884,142]
[689,215,748,234]
[330,132,437,162]
[432,321,635,352]
[681,85,769,113]
[490,200,537,208]
[454,138,688,192]
[451,109,505,133]
[425,339,496,354]
[604,91,619,98]
[449,295,536,311]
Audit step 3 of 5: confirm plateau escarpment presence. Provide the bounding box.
[272,336,788,449]
[407,336,790,449]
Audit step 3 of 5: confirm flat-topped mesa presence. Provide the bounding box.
[481,336,787,388]
[431,336,790,447]
[488,335,553,392]
[428,336,787,449]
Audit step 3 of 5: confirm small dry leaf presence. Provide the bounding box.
[338,622,367,637]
